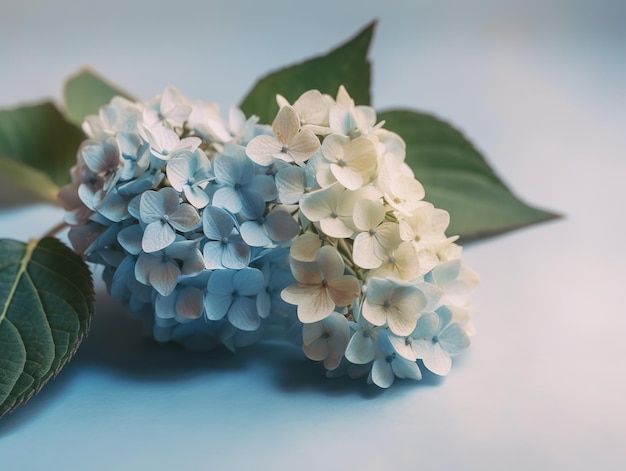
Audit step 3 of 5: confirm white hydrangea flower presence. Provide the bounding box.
[329,85,377,137]
[302,312,350,370]
[276,89,334,135]
[246,105,320,166]
[317,134,377,190]
[281,246,360,323]
[352,198,401,269]
[362,278,427,336]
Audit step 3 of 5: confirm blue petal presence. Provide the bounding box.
[222,237,250,269]
[227,296,260,331]
[240,221,272,247]
[142,220,175,252]
[212,186,243,214]
[148,259,180,296]
[203,206,236,240]
[233,268,264,296]
[207,269,236,295]
[203,241,226,269]
[204,293,232,321]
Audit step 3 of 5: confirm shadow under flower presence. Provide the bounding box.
[0,289,451,434]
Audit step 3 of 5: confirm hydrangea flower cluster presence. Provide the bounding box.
[59,85,478,387]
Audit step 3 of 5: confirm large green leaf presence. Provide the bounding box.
[240,22,375,123]
[64,68,133,127]
[379,109,559,241]
[0,102,85,204]
[0,237,93,418]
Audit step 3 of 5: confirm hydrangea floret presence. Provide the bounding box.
[60,85,478,388]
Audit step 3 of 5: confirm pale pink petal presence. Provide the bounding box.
[289,259,322,284]
[327,275,360,307]
[288,129,320,162]
[302,337,330,362]
[316,246,345,281]
[290,233,321,262]
[272,105,300,144]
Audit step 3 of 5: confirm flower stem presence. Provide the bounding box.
[42,220,69,239]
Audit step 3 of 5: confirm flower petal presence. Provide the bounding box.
[246,135,281,166]
[148,260,180,296]
[345,331,377,364]
[175,287,204,319]
[228,296,260,331]
[273,105,300,144]
[142,221,175,253]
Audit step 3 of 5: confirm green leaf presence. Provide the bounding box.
[0,156,60,205]
[379,109,560,241]
[64,68,133,127]
[240,21,375,123]
[0,101,85,201]
[0,237,93,419]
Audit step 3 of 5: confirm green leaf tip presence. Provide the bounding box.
[240,21,376,123]
[379,109,561,242]
[0,237,94,419]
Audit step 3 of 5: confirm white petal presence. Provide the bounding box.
[272,105,300,144]
[370,358,394,388]
[330,164,363,190]
[345,332,377,364]
[422,344,452,376]
[183,185,210,209]
[276,166,306,204]
[352,199,385,231]
[165,156,190,191]
[246,135,281,166]
[142,221,175,253]
[353,232,383,269]
[389,334,417,361]
[288,128,320,162]
[319,217,354,238]
[438,323,470,355]
[392,357,422,380]
[299,189,332,222]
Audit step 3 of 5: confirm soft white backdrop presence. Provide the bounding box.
[1,1,625,470]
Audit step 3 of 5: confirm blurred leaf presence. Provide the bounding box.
[0,156,59,205]
[0,237,93,419]
[240,21,375,123]
[64,68,133,127]
[380,109,560,241]
[0,102,85,205]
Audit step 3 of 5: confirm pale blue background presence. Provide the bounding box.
[1,1,625,469]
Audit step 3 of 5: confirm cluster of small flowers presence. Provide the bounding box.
[59,85,478,387]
